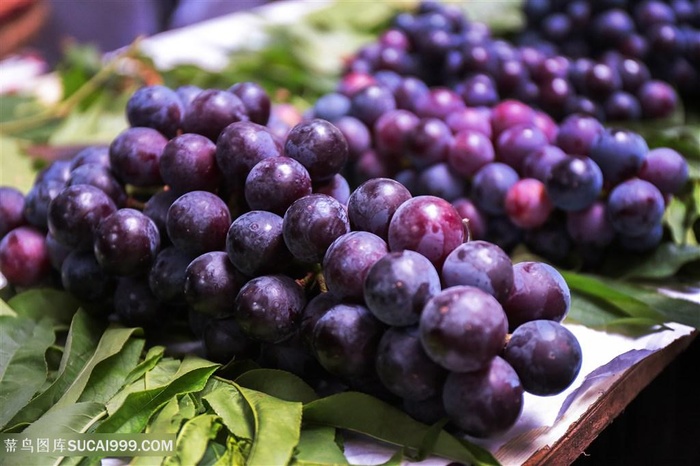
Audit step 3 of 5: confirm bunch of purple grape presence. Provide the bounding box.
[0,79,586,438]
[343,0,683,122]
[519,0,700,100]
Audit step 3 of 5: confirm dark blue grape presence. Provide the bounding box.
[61,249,115,303]
[471,162,520,216]
[36,160,71,185]
[109,127,168,187]
[184,251,246,318]
[284,119,349,183]
[143,189,179,242]
[607,178,665,236]
[244,156,312,216]
[312,92,352,122]
[604,91,642,121]
[160,133,221,194]
[94,208,160,276]
[126,85,184,138]
[228,81,271,126]
[148,246,195,304]
[566,201,616,247]
[349,84,397,127]
[545,155,603,211]
[182,88,249,142]
[166,191,231,256]
[415,162,466,201]
[503,320,582,396]
[589,128,649,185]
[442,356,523,438]
[638,147,689,194]
[618,222,664,252]
[225,210,292,277]
[23,180,64,230]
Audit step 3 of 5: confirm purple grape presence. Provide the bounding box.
[322,231,388,301]
[490,100,537,138]
[375,326,447,401]
[203,316,260,364]
[69,145,110,171]
[226,210,292,277]
[347,178,412,241]
[405,117,453,168]
[444,106,492,138]
[415,162,466,201]
[419,285,508,373]
[566,201,616,247]
[166,191,231,256]
[216,121,283,188]
[313,173,351,205]
[394,76,430,112]
[94,208,160,276]
[244,156,312,215]
[413,87,465,120]
[589,128,649,185]
[545,155,603,211]
[607,178,665,236]
[126,85,184,138]
[638,147,689,194]
[387,195,465,268]
[522,145,569,182]
[47,184,117,250]
[471,162,520,216]
[113,276,166,330]
[447,129,495,178]
[45,232,71,271]
[364,249,441,326]
[60,249,115,303]
[496,123,550,172]
[505,178,554,229]
[228,81,271,125]
[182,88,249,142]
[618,222,664,252]
[452,198,487,240]
[234,274,306,343]
[556,114,605,156]
[0,187,26,239]
[312,302,384,379]
[604,90,642,121]
[442,356,523,438]
[312,92,352,122]
[637,80,678,119]
[282,194,350,264]
[109,127,167,188]
[184,251,246,318]
[299,291,341,351]
[148,246,195,304]
[67,164,127,207]
[333,116,371,161]
[143,189,179,241]
[23,181,65,230]
[373,109,420,162]
[0,226,51,287]
[160,133,221,194]
[35,160,70,185]
[503,261,571,331]
[284,119,349,183]
[349,84,397,127]
[459,73,500,107]
[503,320,582,396]
[441,240,514,303]
[175,85,202,109]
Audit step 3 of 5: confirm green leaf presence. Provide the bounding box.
[235,368,319,403]
[0,299,17,317]
[96,356,218,434]
[106,356,180,416]
[0,136,37,193]
[237,386,303,466]
[303,392,499,466]
[7,288,81,327]
[2,402,106,466]
[566,291,630,329]
[77,337,145,404]
[6,310,106,427]
[0,316,55,430]
[123,345,166,386]
[292,425,347,465]
[202,380,254,441]
[620,243,700,280]
[163,414,223,466]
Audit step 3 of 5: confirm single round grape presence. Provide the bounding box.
[445,106,492,138]
[607,178,665,236]
[225,210,292,277]
[347,177,412,241]
[419,285,508,373]
[166,191,231,256]
[522,145,569,183]
[604,90,642,121]
[67,163,127,207]
[175,85,202,110]
[373,109,420,162]
[638,80,678,119]
[216,121,283,188]
[322,231,388,301]
[375,326,446,401]
[414,86,465,120]
[638,147,689,195]
[490,100,537,138]
[184,251,246,318]
[471,162,520,216]
[0,187,26,239]
[405,117,452,168]
[313,173,351,205]
[459,73,500,107]
[503,261,571,331]
[394,76,430,113]
[47,184,117,250]
[284,119,349,183]
[387,195,465,269]
[46,232,72,271]
[61,249,115,303]
[94,208,160,276]
[113,276,167,330]
[203,316,260,364]
[311,92,351,122]
[364,250,441,326]
[504,178,554,229]
[312,302,384,379]
[447,129,495,179]
[415,162,466,201]
[234,274,306,343]
[0,226,51,287]
[69,145,110,171]
[244,156,312,215]
[589,128,649,185]
[441,241,514,304]
[228,81,271,125]
[618,222,664,252]
[496,123,549,173]
[126,84,184,138]
[160,133,221,194]
[556,114,605,157]
[442,356,524,438]
[143,189,179,241]
[349,84,397,127]
[23,180,64,230]
[181,88,249,142]
[299,292,341,351]
[545,155,603,212]
[503,320,582,396]
[282,194,351,264]
[148,246,195,303]
[109,127,168,187]
[35,160,71,185]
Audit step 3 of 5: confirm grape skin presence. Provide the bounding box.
[184,251,246,318]
[347,177,412,241]
[0,187,26,239]
[0,226,51,287]
[607,177,665,237]
[166,191,231,256]
[226,210,292,277]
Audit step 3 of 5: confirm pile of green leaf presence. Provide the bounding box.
[1,289,499,466]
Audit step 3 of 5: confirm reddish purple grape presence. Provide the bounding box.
[0,226,51,287]
[347,178,412,241]
[0,187,26,239]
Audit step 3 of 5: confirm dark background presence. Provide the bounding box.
[572,334,700,466]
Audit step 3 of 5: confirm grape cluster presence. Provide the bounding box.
[520,0,700,100]
[342,0,683,122]
[1,79,588,438]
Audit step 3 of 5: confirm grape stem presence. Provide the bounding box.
[314,263,328,293]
